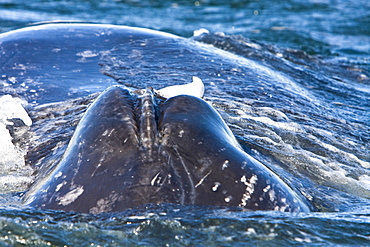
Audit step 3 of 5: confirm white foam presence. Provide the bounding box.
[234,108,303,133]
[0,175,33,193]
[193,28,209,37]
[358,175,370,190]
[0,95,32,126]
[156,76,204,99]
[0,95,33,193]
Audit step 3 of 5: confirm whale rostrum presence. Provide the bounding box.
[24,83,311,213]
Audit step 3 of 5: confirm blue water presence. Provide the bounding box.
[1,0,369,58]
[0,0,369,246]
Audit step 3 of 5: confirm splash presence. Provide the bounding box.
[0,95,34,193]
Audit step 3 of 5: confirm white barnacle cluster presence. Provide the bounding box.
[274,199,290,212]
[56,185,84,206]
[55,181,67,192]
[268,188,276,202]
[239,175,258,207]
[258,183,291,212]
[212,182,221,192]
[224,195,233,203]
[89,192,119,214]
[156,76,204,99]
[221,160,229,170]
[178,129,185,137]
[262,184,271,193]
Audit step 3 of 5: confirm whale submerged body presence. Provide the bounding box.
[0,23,313,213]
[24,85,310,213]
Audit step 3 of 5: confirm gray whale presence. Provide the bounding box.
[24,86,311,213]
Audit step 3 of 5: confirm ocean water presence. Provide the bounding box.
[0,0,369,246]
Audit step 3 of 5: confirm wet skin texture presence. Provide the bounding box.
[24,86,311,213]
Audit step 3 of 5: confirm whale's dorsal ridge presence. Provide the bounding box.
[156,76,205,99]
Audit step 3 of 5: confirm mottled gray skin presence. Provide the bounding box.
[24,86,311,213]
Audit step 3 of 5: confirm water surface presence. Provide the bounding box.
[0,0,369,246]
